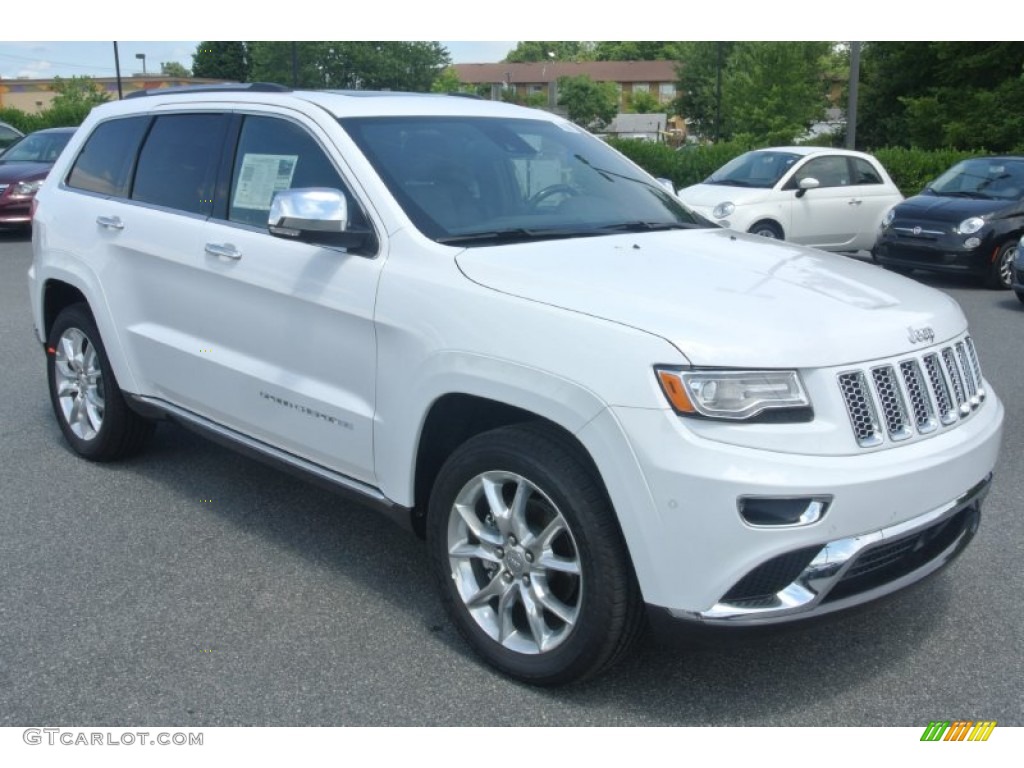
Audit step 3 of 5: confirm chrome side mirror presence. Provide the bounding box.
[268,188,375,254]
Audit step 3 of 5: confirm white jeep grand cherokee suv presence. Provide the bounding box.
[28,85,1003,685]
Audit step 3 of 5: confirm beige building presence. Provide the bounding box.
[0,76,228,114]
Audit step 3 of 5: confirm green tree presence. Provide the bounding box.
[859,42,1024,151]
[160,61,191,77]
[674,42,734,140]
[722,42,830,143]
[248,42,450,91]
[626,90,660,114]
[557,75,619,128]
[593,42,683,61]
[191,41,249,82]
[505,42,595,63]
[676,42,830,143]
[42,76,110,126]
[431,66,465,94]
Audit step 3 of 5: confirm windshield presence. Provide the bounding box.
[930,158,1024,201]
[340,116,704,244]
[705,150,801,188]
[0,131,71,165]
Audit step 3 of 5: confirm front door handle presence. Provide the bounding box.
[848,198,863,206]
[96,215,124,230]
[204,243,242,260]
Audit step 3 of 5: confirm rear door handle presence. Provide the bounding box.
[848,199,863,206]
[96,216,124,230]
[204,243,242,260]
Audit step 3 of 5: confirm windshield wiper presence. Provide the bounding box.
[437,228,598,245]
[593,221,696,233]
[706,179,756,187]
[940,190,991,199]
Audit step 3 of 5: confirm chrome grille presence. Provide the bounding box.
[838,335,986,448]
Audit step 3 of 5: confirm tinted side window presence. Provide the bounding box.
[228,115,363,228]
[851,157,883,185]
[67,116,150,197]
[794,156,849,188]
[132,114,229,215]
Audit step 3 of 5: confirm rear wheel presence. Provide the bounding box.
[47,304,154,460]
[986,240,1016,290]
[426,423,643,685]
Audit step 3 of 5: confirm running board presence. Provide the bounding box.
[128,395,413,531]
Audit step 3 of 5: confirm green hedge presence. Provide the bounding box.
[607,139,990,199]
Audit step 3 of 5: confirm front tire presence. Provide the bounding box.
[748,220,783,240]
[47,303,154,461]
[426,424,643,685]
[986,240,1016,290]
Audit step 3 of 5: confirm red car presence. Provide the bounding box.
[0,127,75,228]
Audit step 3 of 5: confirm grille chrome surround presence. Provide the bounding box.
[838,335,985,448]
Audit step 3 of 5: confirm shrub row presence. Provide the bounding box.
[607,139,990,198]
[0,104,94,134]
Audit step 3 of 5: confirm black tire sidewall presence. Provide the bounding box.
[426,426,635,685]
[46,304,130,460]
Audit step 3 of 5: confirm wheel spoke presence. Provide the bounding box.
[497,583,519,644]
[449,539,501,564]
[454,502,501,547]
[466,571,511,609]
[57,379,77,397]
[60,335,81,372]
[69,396,88,434]
[529,577,578,626]
[481,476,510,535]
[538,551,581,575]
[519,582,553,652]
[534,517,565,550]
[507,479,532,544]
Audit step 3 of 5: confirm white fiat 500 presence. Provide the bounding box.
[678,146,904,251]
[29,86,1001,685]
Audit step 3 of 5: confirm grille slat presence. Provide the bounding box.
[839,334,984,449]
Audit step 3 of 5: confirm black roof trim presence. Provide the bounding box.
[124,82,291,100]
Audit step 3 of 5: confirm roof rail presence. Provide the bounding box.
[124,82,291,100]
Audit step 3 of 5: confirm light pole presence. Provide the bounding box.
[135,53,147,75]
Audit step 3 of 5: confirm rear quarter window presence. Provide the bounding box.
[66,116,150,197]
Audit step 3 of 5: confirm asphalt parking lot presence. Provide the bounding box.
[1,227,1021,726]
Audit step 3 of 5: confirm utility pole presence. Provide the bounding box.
[846,42,861,150]
[113,42,123,99]
[715,41,723,142]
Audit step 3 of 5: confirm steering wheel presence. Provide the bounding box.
[527,184,580,210]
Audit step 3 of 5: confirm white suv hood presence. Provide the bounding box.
[455,228,966,368]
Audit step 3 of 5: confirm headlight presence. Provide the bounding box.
[11,180,43,197]
[958,216,986,235]
[712,202,735,219]
[882,208,896,227]
[655,368,811,421]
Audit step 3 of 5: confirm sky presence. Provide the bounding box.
[0,0,946,81]
[0,42,518,80]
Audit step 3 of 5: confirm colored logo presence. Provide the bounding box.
[920,720,996,741]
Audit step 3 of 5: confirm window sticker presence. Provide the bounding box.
[233,154,299,210]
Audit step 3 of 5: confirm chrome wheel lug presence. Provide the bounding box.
[525,551,534,563]
[502,571,513,583]
[495,547,505,559]
[508,535,517,546]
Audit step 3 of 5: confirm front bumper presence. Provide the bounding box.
[593,383,1002,620]
[663,473,987,626]
[874,229,997,278]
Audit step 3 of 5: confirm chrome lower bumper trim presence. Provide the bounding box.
[670,473,991,626]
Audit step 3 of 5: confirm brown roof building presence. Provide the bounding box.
[452,60,679,111]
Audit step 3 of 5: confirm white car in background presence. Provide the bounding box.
[678,146,903,251]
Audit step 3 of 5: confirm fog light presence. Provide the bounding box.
[964,237,981,249]
[738,496,831,527]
